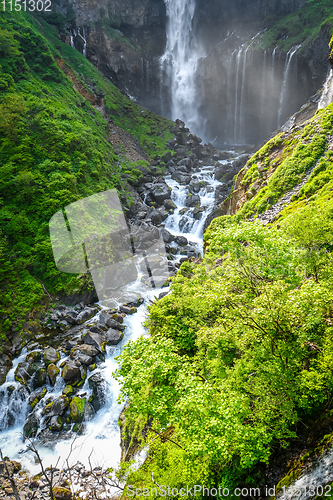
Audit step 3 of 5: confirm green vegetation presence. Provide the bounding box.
[258,0,333,52]
[0,8,174,337]
[115,201,333,494]
[233,104,333,219]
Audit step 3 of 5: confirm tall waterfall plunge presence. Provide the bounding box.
[159,1,316,145]
[160,0,202,135]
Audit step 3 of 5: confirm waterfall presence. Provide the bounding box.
[160,0,201,132]
[277,44,301,127]
[318,68,333,110]
[233,48,243,143]
[77,28,87,58]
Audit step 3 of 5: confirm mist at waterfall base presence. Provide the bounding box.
[158,0,314,147]
[0,158,225,475]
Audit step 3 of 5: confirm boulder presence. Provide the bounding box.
[50,415,63,432]
[119,305,137,314]
[47,363,60,386]
[23,412,39,438]
[88,373,108,412]
[76,307,97,325]
[52,396,69,415]
[150,183,171,205]
[62,361,81,382]
[107,318,125,331]
[105,328,124,346]
[14,362,30,385]
[146,208,162,225]
[62,385,74,397]
[163,199,176,211]
[161,228,175,244]
[43,347,60,366]
[77,344,99,357]
[185,194,200,208]
[26,351,42,364]
[175,236,188,247]
[70,397,86,423]
[32,368,46,389]
[52,486,72,500]
[81,332,105,352]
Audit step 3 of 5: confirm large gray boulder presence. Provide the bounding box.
[61,360,81,382]
[105,328,124,346]
[82,331,105,352]
[150,183,171,205]
[88,373,108,412]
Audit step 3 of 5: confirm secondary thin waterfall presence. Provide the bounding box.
[160,0,201,132]
[278,44,301,127]
[318,68,333,109]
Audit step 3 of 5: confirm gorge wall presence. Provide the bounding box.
[47,0,332,146]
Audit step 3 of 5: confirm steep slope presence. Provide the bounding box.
[115,45,333,497]
[0,10,174,348]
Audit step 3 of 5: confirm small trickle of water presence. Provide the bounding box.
[278,45,301,127]
[318,68,333,110]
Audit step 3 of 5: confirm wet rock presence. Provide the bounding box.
[23,412,39,438]
[32,367,46,389]
[15,362,30,385]
[105,328,124,346]
[88,373,107,412]
[29,388,47,410]
[52,396,69,415]
[81,332,105,352]
[175,236,188,246]
[120,292,143,308]
[150,183,172,205]
[43,347,60,366]
[50,415,63,432]
[62,360,81,382]
[146,207,162,225]
[0,460,21,476]
[77,344,99,357]
[26,351,42,364]
[193,207,205,220]
[47,363,60,386]
[62,385,74,397]
[119,305,137,314]
[89,325,105,334]
[185,194,200,208]
[65,340,76,351]
[181,245,197,258]
[65,311,78,325]
[70,396,86,423]
[105,317,125,331]
[161,228,175,244]
[76,307,97,324]
[163,198,176,211]
[0,354,11,385]
[52,486,72,500]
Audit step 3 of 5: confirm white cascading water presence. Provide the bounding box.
[278,44,301,127]
[0,158,228,479]
[318,68,333,109]
[160,0,201,133]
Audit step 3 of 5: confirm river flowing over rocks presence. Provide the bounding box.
[0,118,249,496]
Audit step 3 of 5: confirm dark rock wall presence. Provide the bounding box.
[48,0,331,145]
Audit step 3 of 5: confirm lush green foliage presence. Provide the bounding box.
[235,105,333,218]
[258,0,333,52]
[0,9,175,333]
[116,200,333,494]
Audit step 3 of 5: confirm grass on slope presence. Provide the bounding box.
[259,0,333,52]
[0,8,174,340]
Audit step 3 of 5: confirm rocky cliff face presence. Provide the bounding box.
[50,0,166,112]
[47,0,331,145]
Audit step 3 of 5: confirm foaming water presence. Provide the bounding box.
[160,0,202,134]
